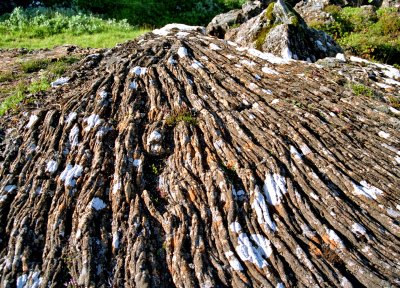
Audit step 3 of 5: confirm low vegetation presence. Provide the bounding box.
[0,56,81,116]
[350,83,374,98]
[166,107,198,127]
[0,7,149,49]
[310,6,400,65]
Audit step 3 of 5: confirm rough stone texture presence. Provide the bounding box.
[0,28,400,288]
[225,0,343,62]
[294,0,336,24]
[206,0,273,38]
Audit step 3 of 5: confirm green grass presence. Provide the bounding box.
[350,83,374,98]
[310,7,400,65]
[0,71,15,82]
[0,7,149,49]
[20,58,51,73]
[0,29,148,49]
[0,83,26,116]
[166,108,198,127]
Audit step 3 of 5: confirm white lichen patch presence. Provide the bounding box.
[252,186,277,231]
[224,251,244,271]
[191,60,204,69]
[46,160,58,173]
[51,77,69,87]
[178,47,188,58]
[69,124,80,147]
[378,131,390,139]
[351,223,367,236]
[249,83,259,91]
[387,208,400,217]
[26,114,39,129]
[84,114,102,132]
[226,54,235,59]
[131,66,147,76]
[213,139,224,150]
[248,48,290,64]
[376,82,392,89]
[65,112,77,124]
[60,164,83,188]
[263,173,287,206]
[300,144,312,156]
[91,197,106,211]
[235,233,272,269]
[352,180,383,200]
[130,81,138,89]
[4,185,17,193]
[325,228,345,248]
[262,66,279,75]
[209,43,221,50]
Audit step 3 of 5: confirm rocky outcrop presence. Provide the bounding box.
[0,26,400,287]
[224,0,343,62]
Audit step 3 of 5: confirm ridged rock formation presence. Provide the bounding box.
[0,26,400,287]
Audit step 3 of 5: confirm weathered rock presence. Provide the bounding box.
[225,0,343,62]
[294,0,336,24]
[381,0,400,7]
[0,27,400,288]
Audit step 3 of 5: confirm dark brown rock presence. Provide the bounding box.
[0,26,399,287]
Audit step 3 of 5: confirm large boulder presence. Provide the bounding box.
[225,0,343,61]
[0,26,399,287]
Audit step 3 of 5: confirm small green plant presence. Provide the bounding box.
[388,96,400,109]
[20,59,51,73]
[151,163,159,175]
[350,83,374,98]
[0,89,25,116]
[165,107,198,127]
[28,77,51,94]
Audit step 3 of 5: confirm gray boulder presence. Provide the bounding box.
[225,0,343,62]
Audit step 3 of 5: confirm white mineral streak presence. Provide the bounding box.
[336,53,346,62]
[263,173,287,206]
[147,130,162,145]
[69,124,80,147]
[168,56,177,65]
[262,66,279,75]
[16,271,42,288]
[84,114,102,132]
[131,66,147,76]
[60,164,83,187]
[325,228,345,248]
[177,47,188,58]
[352,181,383,200]
[281,47,293,59]
[300,144,312,156]
[248,48,290,64]
[229,222,242,233]
[351,223,367,236]
[133,159,142,167]
[130,81,138,89]
[112,182,121,194]
[378,131,390,139]
[65,112,77,124]
[46,160,58,173]
[26,114,38,128]
[209,43,221,50]
[4,185,17,193]
[91,197,106,211]
[235,233,272,268]
[152,23,205,36]
[112,232,119,249]
[176,31,189,37]
[290,145,302,160]
[277,283,285,288]
[224,251,243,271]
[51,77,69,87]
[191,60,203,69]
[241,59,256,66]
[252,186,277,231]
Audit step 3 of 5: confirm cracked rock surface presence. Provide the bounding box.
[0,27,400,287]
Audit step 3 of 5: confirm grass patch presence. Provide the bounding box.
[0,83,25,116]
[0,71,15,82]
[350,83,374,98]
[310,7,400,65]
[166,107,198,127]
[0,7,149,49]
[20,58,51,73]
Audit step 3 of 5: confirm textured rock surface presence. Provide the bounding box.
[0,28,400,287]
[224,0,343,62]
